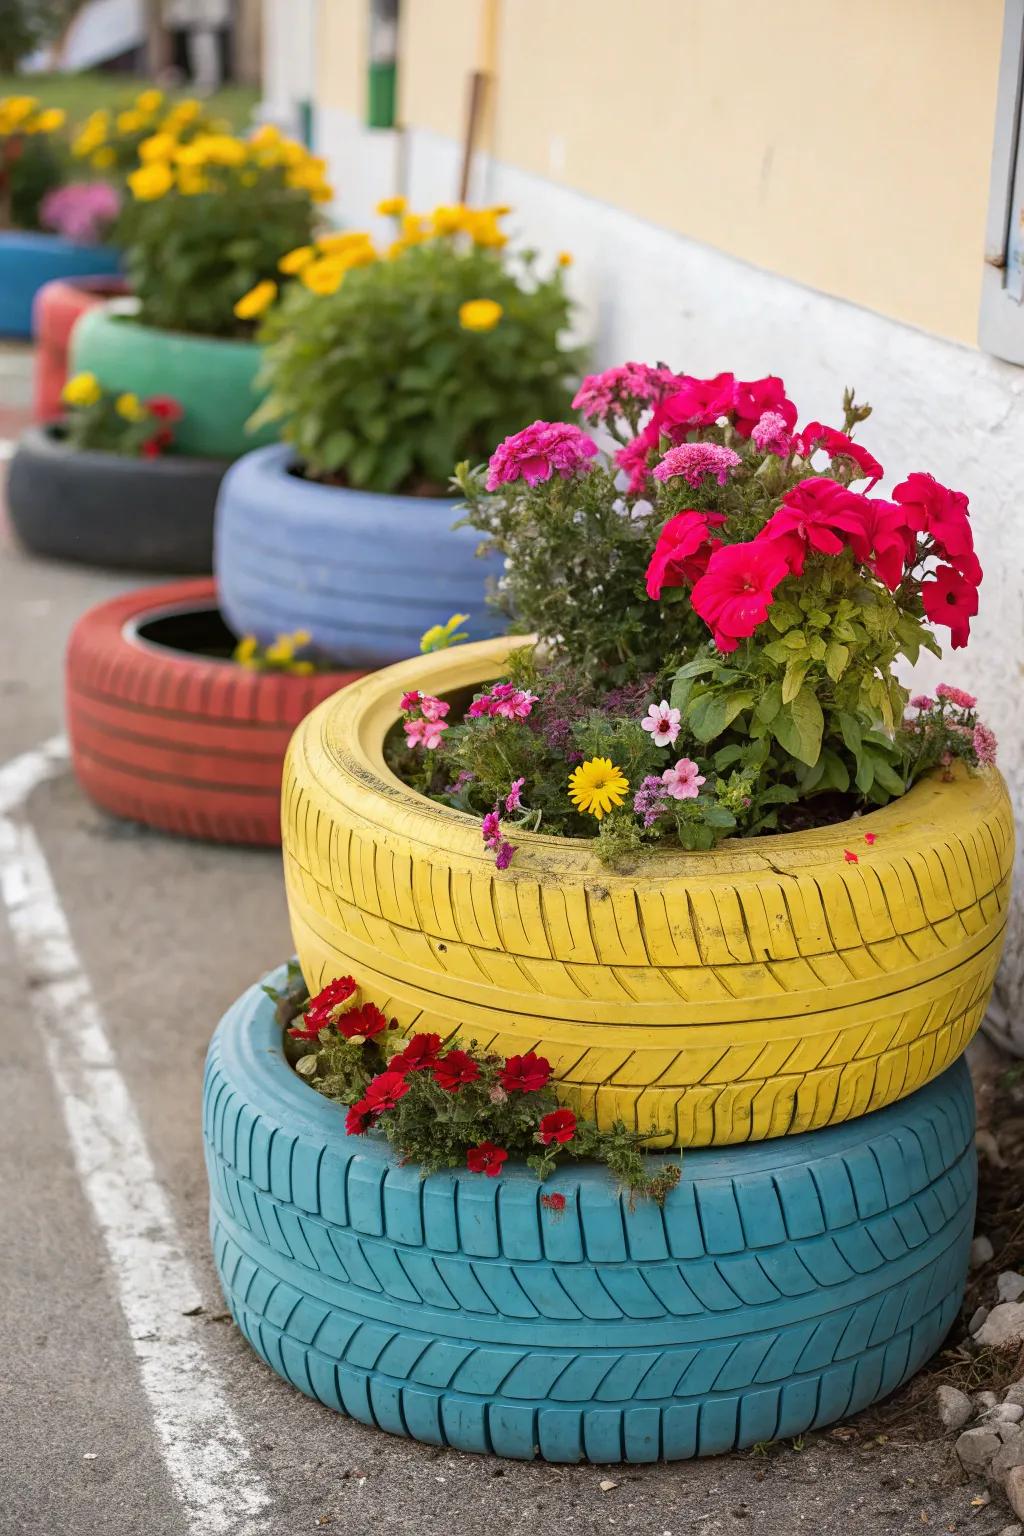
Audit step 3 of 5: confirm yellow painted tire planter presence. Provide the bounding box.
[282,637,1013,1149]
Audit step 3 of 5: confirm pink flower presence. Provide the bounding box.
[645,510,726,598]
[468,684,539,720]
[40,180,120,244]
[974,722,998,766]
[751,411,792,455]
[844,849,859,864]
[661,758,706,799]
[400,690,422,710]
[494,840,516,870]
[796,423,883,488]
[481,809,501,845]
[690,540,791,651]
[486,421,599,491]
[404,717,448,749]
[615,422,661,493]
[863,832,877,845]
[572,362,683,422]
[419,694,450,722]
[641,699,682,747]
[910,695,935,711]
[505,777,525,812]
[921,565,978,649]
[756,477,862,575]
[653,442,741,488]
[658,372,740,431]
[732,376,798,439]
[935,683,977,709]
[839,495,914,591]
[892,473,977,574]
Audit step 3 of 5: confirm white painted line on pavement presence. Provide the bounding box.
[0,740,272,1536]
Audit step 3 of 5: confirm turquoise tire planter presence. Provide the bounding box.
[70,302,275,460]
[204,967,976,1463]
[214,445,506,667]
[0,231,120,340]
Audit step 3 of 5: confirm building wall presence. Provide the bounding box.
[309,0,1024,1045]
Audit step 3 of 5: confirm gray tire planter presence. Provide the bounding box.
[204,965,976,1463]
[7,424,226,574]
[70,300,275,460]
[214,444,507,668]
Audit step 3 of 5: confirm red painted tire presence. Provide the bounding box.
[66,578,365,845]
[32,275,130,423]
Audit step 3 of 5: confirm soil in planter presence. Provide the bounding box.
[133,604,239,661]
[286,460,451,501]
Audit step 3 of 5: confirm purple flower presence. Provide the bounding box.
[40,181,119,245]
[486,421,598,491]
[505,777,525,812]
[494,841,516,870]
[633,774,670,828]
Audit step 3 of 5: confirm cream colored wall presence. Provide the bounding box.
[314,0,365,117]
[389,0,1005,345]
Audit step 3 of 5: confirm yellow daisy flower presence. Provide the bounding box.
[568,758,629,820]
[233,281,277,320]
[62,372,102,408]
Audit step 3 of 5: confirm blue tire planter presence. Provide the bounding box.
[214,444,506,667]
[0,232,120,340]
[204,965,976,1463]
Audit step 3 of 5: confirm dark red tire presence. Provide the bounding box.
[66,577,365,846]
[32,275,130,423]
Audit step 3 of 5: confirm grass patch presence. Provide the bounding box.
[0,72,258,130]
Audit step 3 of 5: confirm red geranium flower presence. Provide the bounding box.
[465,1141,509,1178]
[362,1070,410,1111]
[690,540,791,651]
[289,975,357,1038]
[499,1051,553,1094]
[756,477,860,574]
[345,1099,375,1135]
[538,1108,577,1145]
[796,422,883,488]
[432,1049,481,1092]
[389,1031,443,1073]
[892,472,976,572]
[541,1192,567,1212]
[659,371,739,432]
[145,394,184,423]
[645,510,726,598]
[921,564,979,649]
[336,1002,390,1040]
[732,375,798,439]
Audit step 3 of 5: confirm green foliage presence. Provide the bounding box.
[254,236,583,493]
[0,2,76,73]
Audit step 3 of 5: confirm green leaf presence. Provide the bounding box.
[686,688,754,743]
[754,682,783,725]
[871,757,906,797]
[768,602,800,633]
[837,711,862,755]
[771,687,824,766]
[703,803,737,829]
[854,752,875,795]
[825,641,850,682]
[782,659,809,705]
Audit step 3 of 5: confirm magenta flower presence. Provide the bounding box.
[400,690,422,710]
[481,810,501,843]
[469,684,539,720]
[640,700,681,747]
[661,758,706,800]
[653,443,741,489]
[751,410,792,456]
[404,718,448,749]
[494,841,517,870]
[936,683,978,710]
[486,421,599,491]
[419,694,450,722]
[40,181,120,244]
[910,694,935,711]
[572,362,684,423]
[505,777,525,812]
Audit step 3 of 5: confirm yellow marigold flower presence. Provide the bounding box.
[387,239,410,260]
[115,392,146,422]
[289,660,316,675]
[62,372,102,408]
[139,131,176,162]
[488,203,513,216]
[177,169,207,196]
[135,88,164,114]
[201,133,247,167]
[420,614,470,653]
[277,139,307,167]
[568,758,629,820]
[376,195,407,216]
[173,141,207,167]
[1,96,38,126]
[401,212,426,243]
[316,229,372,254]
[465,209,507,248]
[431,203,467,235]
[167,98,201,124]
[33,108,65,133]
[116,108,146,134]
[300,258,346,296]
[278,244,315,275]
[250,123,282,148]
[290,629,312,647]
[265,635,296,664]
[91,146,116,170]
[128,161,174,201]
[557,251,573,267]
[234,635,259,666]
[233,280,277,320]
[459,299,503,333]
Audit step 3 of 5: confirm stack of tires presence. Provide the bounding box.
[202,635,1014,1461]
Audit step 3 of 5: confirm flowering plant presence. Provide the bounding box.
[233,628,331,675]
[117,123,323,338]
[386,362,995,865]
[272,970,680,1200]
[249,200,583,493]
[0,94,67,231]
[39,180,119,244]
[70,90,216,179]
[61,372,183,457]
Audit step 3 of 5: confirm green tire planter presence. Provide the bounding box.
[69,301,277,461]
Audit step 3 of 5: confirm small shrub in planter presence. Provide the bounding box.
[60,370,184,457]
[214,202,582,663]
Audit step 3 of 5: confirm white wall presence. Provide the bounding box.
[318,106,1024,1047]
[259,0,316,131]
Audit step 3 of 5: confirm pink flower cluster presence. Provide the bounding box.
[40,181,120,244]
[572,362,685,424]
[401,690,450,749]
[467,682,539,719]
[481,806,516,869]
[486,421,598,491]
[653,443,741,489]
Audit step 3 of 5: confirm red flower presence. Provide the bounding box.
[499,1051,553,1094]
[732,375,798,439]
[756,477,859,574]
[864,832,877,845]
[541,1192,567,1212]
[843,849,859,863]
[432,1049,481,1092]
[837,496,914,592]
[796,422,883,487]
[538,1108,577,1145]
[466,1141,509,1178]
[141,436,162,459]
[345,1099,376,1135]
[289,976,358,1038]
[336,1002,390,1040]
[690,540,791,652]
[921,564,979,649]
[659,371,739,432]
[144,395,184,423]
[892,473,977,574]
[362,1070,410,1111]
[645,510,726,598]
[389,1031,443,1073]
